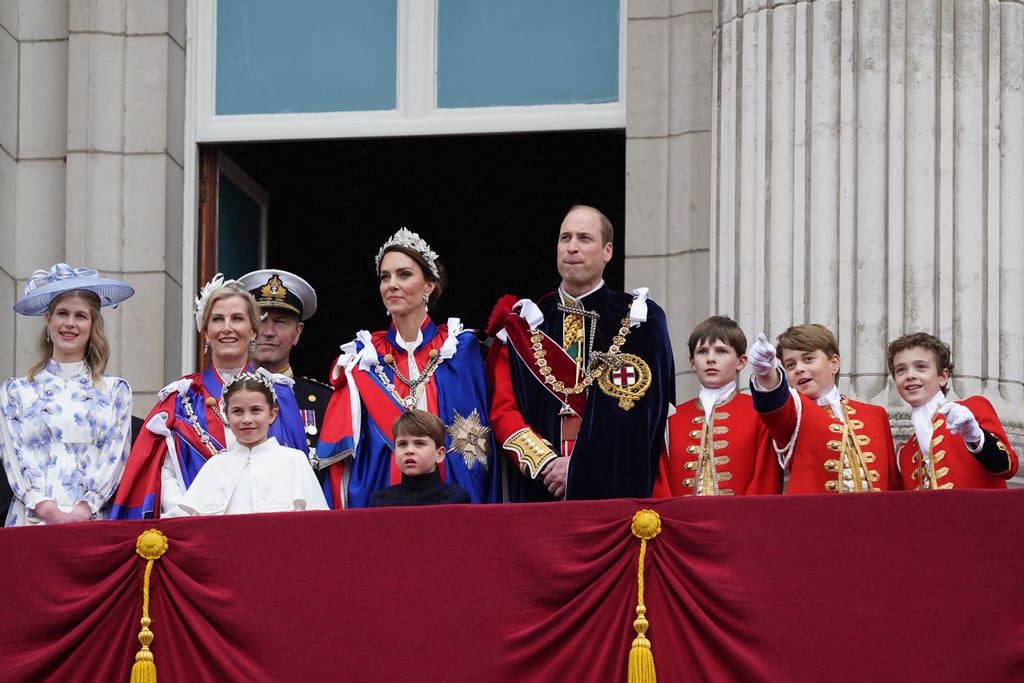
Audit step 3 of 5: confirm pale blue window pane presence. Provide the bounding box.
[437,0,619,108]
[216,0,397,115]
[217,173,261,278]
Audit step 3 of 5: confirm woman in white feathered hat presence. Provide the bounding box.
[0,264,134,526]
[110,275,309,519]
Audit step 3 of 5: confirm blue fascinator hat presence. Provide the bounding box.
[14,263,135,316]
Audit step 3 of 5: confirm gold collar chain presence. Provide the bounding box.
[530,313,633,398]
[181,393,226,457]
[374,349,444,411]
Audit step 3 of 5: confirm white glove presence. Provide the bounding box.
[939,402,985,446]
[747,333,778,378]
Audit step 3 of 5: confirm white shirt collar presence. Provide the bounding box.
[558,281,605,305]
[50,359,88,379]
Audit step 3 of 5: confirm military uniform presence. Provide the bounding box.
[237,268,335,478]
[286,373,334,483]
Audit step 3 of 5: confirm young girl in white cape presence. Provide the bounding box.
[178,370,328,515]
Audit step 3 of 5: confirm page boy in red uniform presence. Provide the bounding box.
[747,324,898,493]
[652,316,781,496]
[887,332,1018,489]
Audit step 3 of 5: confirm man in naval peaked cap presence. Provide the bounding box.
[237,269,334,477]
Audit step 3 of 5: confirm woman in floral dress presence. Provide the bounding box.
[0,264,134,526]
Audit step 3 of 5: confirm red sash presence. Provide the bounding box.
[350,362,446,487]
[501,313,588,418]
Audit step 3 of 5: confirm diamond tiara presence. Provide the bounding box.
[221,370,277,405]
[374,227,440,280]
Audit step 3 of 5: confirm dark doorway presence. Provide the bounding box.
[204,130,625,381]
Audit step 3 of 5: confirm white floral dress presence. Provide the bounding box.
[0,360,132,526]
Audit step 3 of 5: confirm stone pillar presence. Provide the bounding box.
[65,0,185,411]
[713,0,1024,473]
[0,2,70,379]
[0,1,184,411]
[626,1,715,398]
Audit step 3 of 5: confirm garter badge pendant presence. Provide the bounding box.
[596,353,652,411]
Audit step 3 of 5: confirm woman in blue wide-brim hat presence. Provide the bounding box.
[0,263,134,526]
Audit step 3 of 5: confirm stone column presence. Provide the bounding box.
[65,0,185,410]
[713,0,1024,469]
[0,2,70,379]
[0,1,184,410]
[626,1,716,398]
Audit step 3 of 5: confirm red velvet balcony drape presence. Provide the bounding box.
[1,491,1022,682]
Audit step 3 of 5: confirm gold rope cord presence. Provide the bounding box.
[131,529,168,683]
[628,510,662,683]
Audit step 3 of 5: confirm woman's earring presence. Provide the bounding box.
[45,329,51,343]
[250,339,256,352]
[203,340,210,354]
[423,293,429,312]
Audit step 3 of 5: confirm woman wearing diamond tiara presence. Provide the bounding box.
[177,371,328,515]
[318,228,499,508]
[110,275,309,519]
[0,264,134,526]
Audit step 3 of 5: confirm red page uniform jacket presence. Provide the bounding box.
[896,395,1018,490]
[752,376,898,493]
[653,391,782,497]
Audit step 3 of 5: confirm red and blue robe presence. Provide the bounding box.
[318,317,499,508]
[110,365,307,519]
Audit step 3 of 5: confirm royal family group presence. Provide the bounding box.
[0,205,1017,526]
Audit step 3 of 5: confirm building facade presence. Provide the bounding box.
[1,0,1020,482]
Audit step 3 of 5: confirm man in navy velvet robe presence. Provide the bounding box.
[488,205,675,501]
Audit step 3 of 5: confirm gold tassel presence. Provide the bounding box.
[131,529,168,683]
[628,510,661,683]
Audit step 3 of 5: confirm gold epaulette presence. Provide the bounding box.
[299,376,333,389]
[503,428,559,479]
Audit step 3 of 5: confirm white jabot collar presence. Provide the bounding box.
[815,386,845,424]
[910,391,946,457]
[698,381,737,423]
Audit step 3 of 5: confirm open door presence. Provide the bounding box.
[196,146,270,367]
[193,131,625,382]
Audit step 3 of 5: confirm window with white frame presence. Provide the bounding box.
[195,0,624,142]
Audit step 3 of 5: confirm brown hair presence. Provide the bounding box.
[688,316,747,357]
[379,245,447,307]
[28,290,109,383]
[566,204,614,245]
[776,324,840,358]
[886,332,954,394]
[392,409,447,448]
